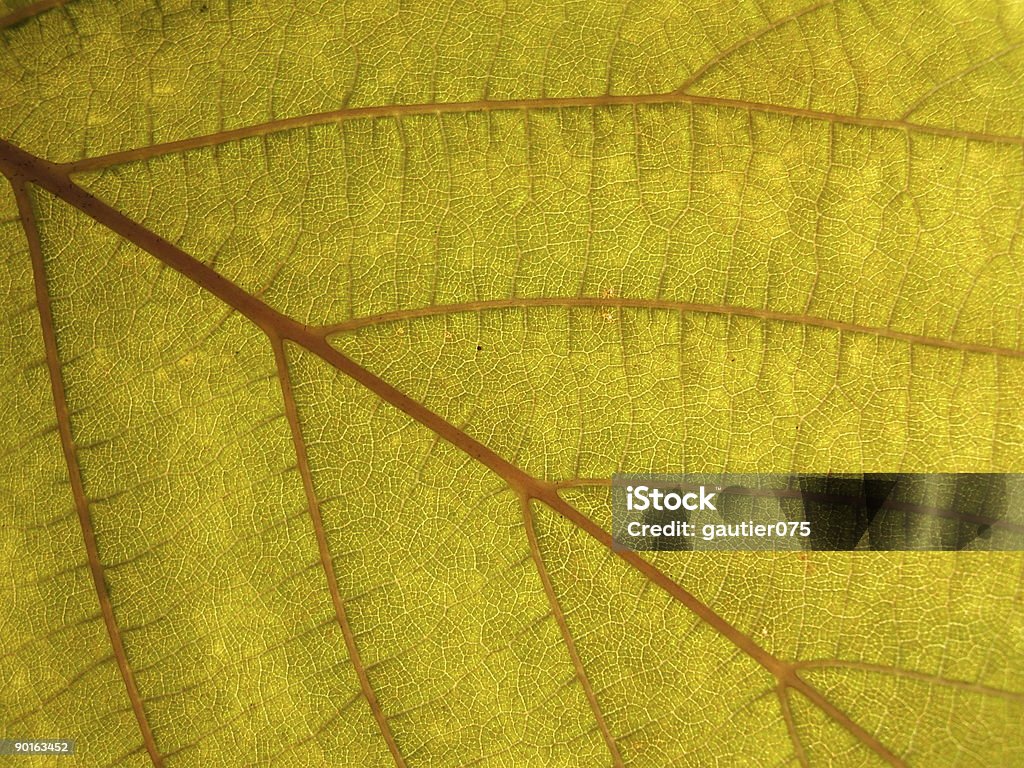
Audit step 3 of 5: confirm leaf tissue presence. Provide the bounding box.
[1,1,1022,766]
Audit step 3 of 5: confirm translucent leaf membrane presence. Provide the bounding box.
[329,306,1024,474]
[0,168,150,768]
[26,195,388,766]
[77,106,1024,349]
[2,0,1022,160]
[1,0,1023,765]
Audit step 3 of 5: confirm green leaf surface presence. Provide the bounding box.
[1,1,1023,766]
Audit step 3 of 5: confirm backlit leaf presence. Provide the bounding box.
[2,1,1023,766]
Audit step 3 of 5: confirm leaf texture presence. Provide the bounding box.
[1,1,1023,766]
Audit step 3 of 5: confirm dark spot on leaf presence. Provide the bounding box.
[476,345,482,351]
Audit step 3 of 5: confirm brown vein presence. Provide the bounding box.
[0,0,67,29]
[520,495,625,767]
[271,334,407,768]
[675,0,835,94]
[7,177,164,768]
[553,478,613,490]
[321,296,1024,360]
[63,89,1024,175]
[793,659,1024,702]
[536,491,905,768]
[0,136,907,767]
[777,684,810,768]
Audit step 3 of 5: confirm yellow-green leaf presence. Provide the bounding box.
[2,1,1023,766]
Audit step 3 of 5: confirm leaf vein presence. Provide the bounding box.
[0,0,69,30]
[675,0,835,95]
[520,494,625,767]
[271,334,408,768]
[62,90,1024,176]
[7,175,165,768]
[321,296,1024,360]
[0,137,915,768]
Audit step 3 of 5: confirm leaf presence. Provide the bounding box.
[1,1,1023,766]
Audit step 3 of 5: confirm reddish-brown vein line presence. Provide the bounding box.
[900,39,1024,120]
[0,0,68,29]
[270,335,407,768]
[63,91,1024,175]
[0,136,905,768]
[793,659,1024,701]
[540,490,906,768]
[777,684,811,768]
[7,178,164,768]
[321,297,1024,360]
[519,495,625,768]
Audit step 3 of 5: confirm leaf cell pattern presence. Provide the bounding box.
[2,1,1024,766]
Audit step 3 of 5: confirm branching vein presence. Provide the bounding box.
[520,494,624,767]
[271,334,407,768]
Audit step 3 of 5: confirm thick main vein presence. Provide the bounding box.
[0,135,911,766]
[0,0,68,29]
[63,89,1024,175]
